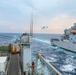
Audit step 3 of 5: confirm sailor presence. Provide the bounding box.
[31,61,35,75]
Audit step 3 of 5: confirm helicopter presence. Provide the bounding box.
[41,26,48,29]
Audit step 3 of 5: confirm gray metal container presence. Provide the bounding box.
[0,57,7,72]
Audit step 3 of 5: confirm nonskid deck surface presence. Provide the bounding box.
[8,54,19,75]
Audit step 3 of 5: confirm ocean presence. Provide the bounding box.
[0,33,76,75]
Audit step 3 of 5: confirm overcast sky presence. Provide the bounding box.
[0,0,76,34]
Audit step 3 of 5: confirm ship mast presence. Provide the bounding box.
[30,7,33,36]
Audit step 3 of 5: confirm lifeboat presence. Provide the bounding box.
[71,30,76,34]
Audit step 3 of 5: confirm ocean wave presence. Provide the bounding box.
[32,36,76,75]
[32,38,50,44]
[46,56,58,62]
[60,64,76,72]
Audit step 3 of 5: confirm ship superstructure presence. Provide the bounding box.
[62,23,76,43]
[51,23,76,53]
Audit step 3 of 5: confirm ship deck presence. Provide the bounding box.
[8,54,19,75]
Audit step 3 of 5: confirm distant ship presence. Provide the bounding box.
[51,23,76,53]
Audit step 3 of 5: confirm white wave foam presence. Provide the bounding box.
[45,56,57,62]
[51,46,58,49]
[60,64,76,72]
[32,38,50,44]
[65,56,74,64]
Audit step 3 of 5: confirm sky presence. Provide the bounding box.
[0,0,76,34]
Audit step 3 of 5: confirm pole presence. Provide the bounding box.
[30,7,33,36]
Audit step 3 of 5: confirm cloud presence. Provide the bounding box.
[0,20,30,33]
[50,14,76,28]
[10,25,30,33]
[0,0,76,33]
[50,14,76,33]
[33,14,76,34]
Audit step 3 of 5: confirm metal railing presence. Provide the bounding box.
[35,53,62,75]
